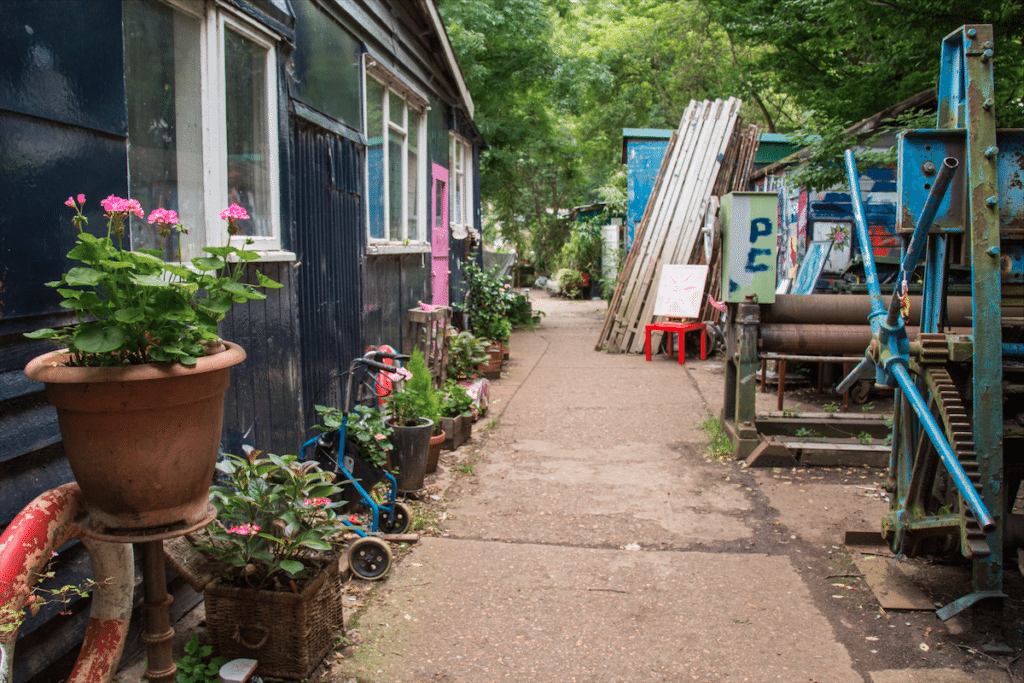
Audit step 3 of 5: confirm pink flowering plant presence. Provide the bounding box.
[314,404,393,469]
[24,194,281,366]
[202,450,347,590]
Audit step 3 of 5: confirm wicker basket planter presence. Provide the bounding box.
[203,560,343,679]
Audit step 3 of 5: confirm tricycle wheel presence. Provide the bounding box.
[379,502,413,534]
[348,537,392,580]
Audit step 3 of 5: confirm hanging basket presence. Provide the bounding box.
[23,343,246,539]
[203,560,344,680]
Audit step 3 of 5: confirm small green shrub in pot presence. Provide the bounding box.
[455,262,514,344]
[554,268,584,298]
[441,379,474,419]
[313,404,393,469]
[387,348,441,428]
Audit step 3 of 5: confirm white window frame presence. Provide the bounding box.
[208,5,282,252]
[134,0,286,260]
[449,133,472,236]
[364,55,428,249]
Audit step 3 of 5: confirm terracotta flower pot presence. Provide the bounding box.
[426,429,445,474]
[477,344,503,379]
[24,343,246,538]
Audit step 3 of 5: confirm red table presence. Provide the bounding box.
[644,321,707,365]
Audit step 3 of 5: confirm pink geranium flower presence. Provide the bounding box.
[219,203,249,236]
[303,497,331,507]
[147,207,180,227]
[227,523,261,535]
[219,203,250,222]
[386,367,413,382]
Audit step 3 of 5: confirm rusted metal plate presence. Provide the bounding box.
[848,549,935,611]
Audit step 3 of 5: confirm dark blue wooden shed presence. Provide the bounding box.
[0,0,483,679]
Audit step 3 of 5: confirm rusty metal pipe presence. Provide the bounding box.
[763,295,976,327]
[760,324,972,355]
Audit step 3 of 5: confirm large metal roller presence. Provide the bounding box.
[763,295,976,327]
[759,324,971,355]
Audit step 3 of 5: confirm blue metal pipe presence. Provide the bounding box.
[886,158,958,328]
[1004,344,1024,358]
[891,363,995,532]
[844,150,886,333]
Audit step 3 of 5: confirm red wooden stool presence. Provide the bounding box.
[644,321,707,365]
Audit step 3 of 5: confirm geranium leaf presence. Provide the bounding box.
[64,267,105,287]
[73,323,126,353]
[256,271,283,289]
[191,256,225,272]
[114,307,145,323]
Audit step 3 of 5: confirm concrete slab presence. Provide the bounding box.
[341,538,862,683]
[869,669,1010,682]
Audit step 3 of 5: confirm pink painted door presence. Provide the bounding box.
[431,163,450,306]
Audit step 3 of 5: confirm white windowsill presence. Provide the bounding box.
[366,243,431,255]
[226,250,298,263]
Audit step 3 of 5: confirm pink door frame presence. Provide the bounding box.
[431,163,450,306]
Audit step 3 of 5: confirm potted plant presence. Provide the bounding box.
[199,450,346,679]
[22,195,281,536]
[446,328,489,381]
[385,349,440,492]
[439,379,474,451]
[454,262,513,368]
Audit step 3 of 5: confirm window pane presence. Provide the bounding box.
[366,78,385,239]
[124,0,205,259]
[291,0,361,127]
[224,28,271,237]
[407,115,418,239]
[389,92,404,127]
[388,130,403,241]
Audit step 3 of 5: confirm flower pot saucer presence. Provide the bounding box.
[81,504,216,543]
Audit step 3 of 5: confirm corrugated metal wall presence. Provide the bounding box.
[219,261,303,454]
[291,119,365,417]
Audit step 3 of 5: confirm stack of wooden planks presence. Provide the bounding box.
[695,122,763,324]
[596,98,744,354]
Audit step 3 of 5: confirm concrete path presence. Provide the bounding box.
[328,293,1010,683]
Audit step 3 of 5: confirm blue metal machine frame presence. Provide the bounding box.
[840,25,1024,620]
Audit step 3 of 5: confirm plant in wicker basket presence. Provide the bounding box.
[202,450,347,590]
[199,450,348,678]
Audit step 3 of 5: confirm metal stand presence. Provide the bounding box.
[139,540,176,683]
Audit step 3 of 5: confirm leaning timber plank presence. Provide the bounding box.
[616,102,712,350]
[628,99,741,353]
[622,101,723,352]
[613,103,702,342]
[603,134,675,353]
[637,99,740,352]
[603,115,688,351]
[597,127,679,351]
[608,105,701,352]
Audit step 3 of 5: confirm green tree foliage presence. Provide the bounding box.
[441,0,1024,267]
[440,0,585,272]
[702,0,1024,128]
